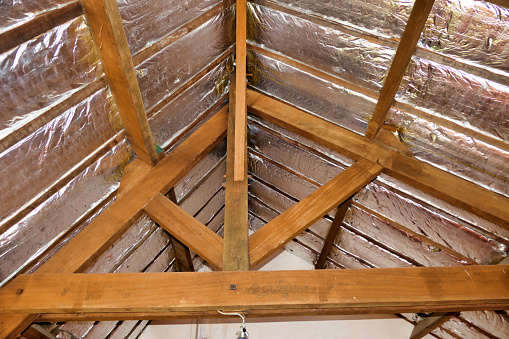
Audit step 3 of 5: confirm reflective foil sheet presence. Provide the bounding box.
[136,8,234,112]
[421,0,509,74]
[248,51,375,134]
[265,0,414,39]
[0,140,132,286]
[0,0,73,33]
[398,57,509,142]
[248,3,395,91]
[149,57,232,148]
[0,16,102,137]
[118,0,222,55]
[0,88,121,221]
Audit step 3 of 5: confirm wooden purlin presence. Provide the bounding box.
[79,0,159,166]
[2,266,509,314]
[224,73,250,271]
[247,90,509,230]
[364,0,436,140]
[0,108,228,339]
[409,312,459,339]
[249,159,383,268]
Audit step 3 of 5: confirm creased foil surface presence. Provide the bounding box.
[249,51,375,134]
[136,9,234,112]
[0,88,120,221]
[149,58,231,148]
[267,0,413,39]
[0,16,102,137]
[399,57,509,142]
[248,3,395,91]
[422,0,509,74]
[118,0,222,55]
[0,0,74,33]
[0,141,132,286]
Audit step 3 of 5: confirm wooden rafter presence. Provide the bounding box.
[315,197,353,269]
[247,90,509,229]
[409,312,459,339]
[249,159,383,268]
[364,0,436,140]
[79,0,159,165]
[144,193,224,271]
[0,108,228,339]
[224,73,250,271]
[234,0,248,181]
[2,266,509,314]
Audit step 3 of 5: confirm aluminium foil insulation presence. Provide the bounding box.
[248,51,374,135]
[460,311,509,338]
[0,16,103,137]
[398,57,509,142]
[118,0,223,55]
[248,3,396,91]
[149,58,232,149]
[440,317,492,339]
[136,8,234,112]
[248,119,507,264]
[0,140,132,286]
[0,88,121,222]
[107,321,141,339]
[250,114,509,242]
[387,106,509,198]
[421,0,509,74]
[0,0,74,33]
[263,0,414,39]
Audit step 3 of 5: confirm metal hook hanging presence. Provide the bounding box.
[217,310,249,338]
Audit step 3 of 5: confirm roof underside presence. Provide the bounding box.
[1,0,509,338]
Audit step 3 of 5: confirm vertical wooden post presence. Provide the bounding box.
[234,0,248,181]
[166,189,194,272]
[224,73,250,271]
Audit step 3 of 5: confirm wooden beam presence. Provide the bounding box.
[234,0,248,181]
[364,0,436,140]
[144,193,224,271]
[117,159,152,197]
[79,0,159,165]
[0,1,83,54]
[315,198,353,269]
[249,159,382,268]
[224,73,250,271]
[0,108,228,339]
[165,189,194,272]
[2,266,509,314]
[409,312,459,339]
[247,90,509,229]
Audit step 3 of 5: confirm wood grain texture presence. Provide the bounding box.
[2,266,508,314]
[410,312,459,339]
[249,159,383,268]
[365,0,436,140]
[315,198,353,269]
[234,0,248,181]
[144,194,224,271]
[247,90,509,230]
[117,159,152,197]
[224,73,249,271]
[166,189,194,272]
[79,0,159,165]
[0,108,227,338]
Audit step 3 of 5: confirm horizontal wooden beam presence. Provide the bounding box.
[0,107,228,339]
[247,90,509,230]
[144,193,224,271]
[249,159,383,267]
[1,266,508,314]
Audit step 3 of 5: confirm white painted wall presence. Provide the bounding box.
[139,249,434,339]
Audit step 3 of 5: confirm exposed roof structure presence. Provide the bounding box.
[0,0,508,338]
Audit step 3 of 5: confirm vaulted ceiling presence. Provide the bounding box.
[0,0,508,338]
